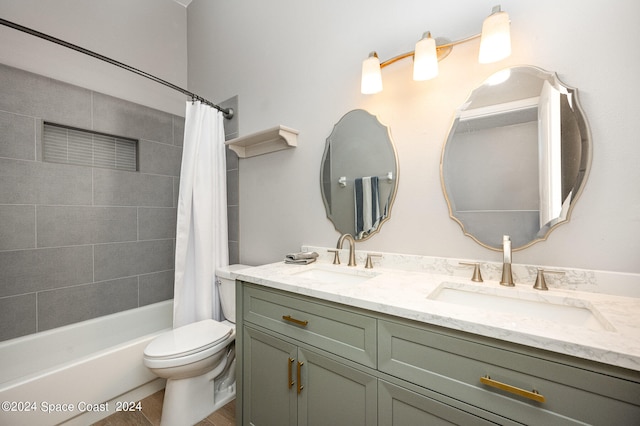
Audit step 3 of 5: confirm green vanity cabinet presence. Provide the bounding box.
[242,326,378,426]
[237,281,640,425]
[239,283,378,426]
[242,327,297,425]
[240,283,377,368]
[378,318,640,425]
[296,345,377,426]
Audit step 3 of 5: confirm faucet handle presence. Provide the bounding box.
[459,262,484,282]
[327,249,340,265]
[533,268,565,291]
[365,253,382,269]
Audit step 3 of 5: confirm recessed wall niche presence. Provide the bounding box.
[43,123,138,171]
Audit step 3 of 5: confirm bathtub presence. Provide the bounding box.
[0,300,173,426]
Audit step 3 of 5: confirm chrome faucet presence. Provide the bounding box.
[500,235,515,286]
[337,233,357,266]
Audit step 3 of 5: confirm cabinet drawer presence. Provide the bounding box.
[379,319,640,425]
[242,283,377,367]
[378,380,508,426]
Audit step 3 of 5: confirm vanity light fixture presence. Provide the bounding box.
[413,31,439,81]
[361,5,511,94]
[478,5,511,64]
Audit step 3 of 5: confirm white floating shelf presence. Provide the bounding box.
[225,125,298,158]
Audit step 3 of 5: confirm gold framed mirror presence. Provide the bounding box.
[441,66,591,250]
[321,110,399,240]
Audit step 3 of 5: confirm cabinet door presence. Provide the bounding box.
[297,348,377,426]
[243,326,297,426]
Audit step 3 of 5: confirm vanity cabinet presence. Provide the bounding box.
[243,327,377,425]
[237,281,640,425]
[240,284,377,425]
[242,327,296,425]
[379,318,640,425]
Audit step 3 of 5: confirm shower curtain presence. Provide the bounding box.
[173,101,228,328]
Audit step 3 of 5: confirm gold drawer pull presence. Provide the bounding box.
[288,357,295,389]
[480,375,546,403]
[282,315,309,327]
[297,361,304,394]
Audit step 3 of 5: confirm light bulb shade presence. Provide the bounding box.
[361,53,383,94]
[413,33,438,81]
[478,8,511,64]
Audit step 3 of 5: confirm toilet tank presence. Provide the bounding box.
[216,264,250,323]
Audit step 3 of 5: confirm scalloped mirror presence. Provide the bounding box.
[441,66,591,251]
[321,110,399,240]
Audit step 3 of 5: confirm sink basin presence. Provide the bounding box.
[428,283,614,331]
[291,265,379,285]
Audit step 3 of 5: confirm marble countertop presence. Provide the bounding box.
[236,260,640,372]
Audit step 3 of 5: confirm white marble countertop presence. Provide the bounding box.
[236,259,640,372]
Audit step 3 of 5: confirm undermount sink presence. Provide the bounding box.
[291,265,380,284]
[428,283,614,332]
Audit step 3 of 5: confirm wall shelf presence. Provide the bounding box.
[226,125,298,158]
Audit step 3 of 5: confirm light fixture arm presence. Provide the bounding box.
[378,33,481,69]
[434,33,481,51]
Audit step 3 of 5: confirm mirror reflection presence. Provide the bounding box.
[321,110,399,240]
[441,66,591,250]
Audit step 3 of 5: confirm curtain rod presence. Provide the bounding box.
[0,17,234,119]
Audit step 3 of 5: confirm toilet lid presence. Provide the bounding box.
[144,319,232,359]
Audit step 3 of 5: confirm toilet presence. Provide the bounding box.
[143,264,249,426]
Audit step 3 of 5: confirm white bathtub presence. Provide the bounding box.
[0,300,173,426]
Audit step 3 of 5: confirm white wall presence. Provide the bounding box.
[0,0,188,115]
[187,0,640,276]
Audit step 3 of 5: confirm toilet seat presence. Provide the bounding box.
[143,319,234,369]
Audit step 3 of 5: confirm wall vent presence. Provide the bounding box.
[43,123,138,171]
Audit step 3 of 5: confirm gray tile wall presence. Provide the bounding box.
[219,96,240,265]
[0,64,240,342]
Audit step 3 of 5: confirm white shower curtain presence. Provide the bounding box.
[173,101,228,328]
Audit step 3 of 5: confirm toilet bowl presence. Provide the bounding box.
[143,264,249,426]
[144,319,235,379]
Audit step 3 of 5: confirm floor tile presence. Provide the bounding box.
[92,409,152,426]
[94,389,235,426]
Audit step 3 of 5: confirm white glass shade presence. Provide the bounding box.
[361,53,383,94]
[478,9,511,64]
[413,33,438,81]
